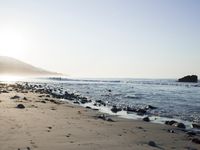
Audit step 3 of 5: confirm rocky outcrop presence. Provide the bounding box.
[178,75,198,83]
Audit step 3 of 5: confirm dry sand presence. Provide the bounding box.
[0,83,199,150]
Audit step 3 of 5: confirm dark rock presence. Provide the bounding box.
[143,117,150,122]
[173,122,186,129]
[187,131,196,136]
[27,147,31,150]
[108,89,112,92]
[107,118,115,122]
[1,90,9,93]
[165,120,178,126]
[73,101,80,104]
[148,141,156,147]
[11,95,20,99]
[178,75,198,83]
[97,114,106,120]
[192,123,200,129]
[192,138,200,144]
[168,129,175,133]
[95,100,106,106]
[23,97,27,100]
[86,106,92,109]
[111,106,122,113]
[145,105,157,110]
[16,104,25,109]
[136,109,146,115]
[46,95,50,97]
[80,98,88,104]
[126,106,137,112]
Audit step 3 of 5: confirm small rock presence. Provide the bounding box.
[192,138,200,144]
[73,101,80,104]
[192,123,200,129]
[143,117,150,122]
[23,97,27,100]
[168,129,175,133]
[148,141,156,147]
[165,120,178,126]
[11,95,20,99]
[86,106,92,109]
[16,104,25,109]
[187,131,196,136]
[27,147,31,150]
[145,105,157,110]
[107,118,115,122]
[41,100,46,103]
[111,106,122,113]
[108,89,112,92]
[173,122,186,129]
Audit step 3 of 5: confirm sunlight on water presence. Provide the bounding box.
[0,75,23,82]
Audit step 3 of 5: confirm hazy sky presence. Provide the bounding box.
[0,0,199,78]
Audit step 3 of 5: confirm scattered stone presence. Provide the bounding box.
[108,89,112,92]
[11,95,20,99]
[168,129,175,133]
[143,117,150,122]
[86,106,92,109]
[27,147,31,150]
[16,104,25,109]
[41,100,46,103]
[107,118,115,122]
[192,138,200,144]
[95,100,106,106]
[165,120,178,126]
[136,109,146,115]
[192,123,200,129]
[97,114,106,120]
[173,122,186,129]
[148,141,157,147]
[111,106,122,113]
[23,97,27,100]
[73,101,80,104]
[187,131,196,136]
[145,105,157,110]
[126,107,136,112]
[96,114,115,122]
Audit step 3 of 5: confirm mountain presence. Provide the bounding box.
[0,56,61,76]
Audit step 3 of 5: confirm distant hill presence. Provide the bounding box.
[0,56,61,76]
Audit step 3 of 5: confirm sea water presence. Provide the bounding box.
[26,77,200,125]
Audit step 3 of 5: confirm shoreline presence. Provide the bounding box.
[19,81,200,132]
[0,82,200,150]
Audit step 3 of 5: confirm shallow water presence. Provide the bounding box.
[23,77,200,124]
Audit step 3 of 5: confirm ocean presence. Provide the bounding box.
[22,77,200,128]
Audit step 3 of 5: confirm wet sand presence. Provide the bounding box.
[0,83,199,150]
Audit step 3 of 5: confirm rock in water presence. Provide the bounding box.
[111,106,122,113]
[148,141,157,147]
[178,75,198,83]
[143,117,150,122]
[192,123,200,129]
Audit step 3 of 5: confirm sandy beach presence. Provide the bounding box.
[0,83,199,150]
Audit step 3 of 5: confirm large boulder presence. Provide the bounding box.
[178,75,198,83]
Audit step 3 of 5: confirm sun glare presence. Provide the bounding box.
[0,28,27,58]
[0,75,23,82]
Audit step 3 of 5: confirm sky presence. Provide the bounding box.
[0,0,199,78]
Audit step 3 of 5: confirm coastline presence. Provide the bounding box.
[0,83,200,150]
